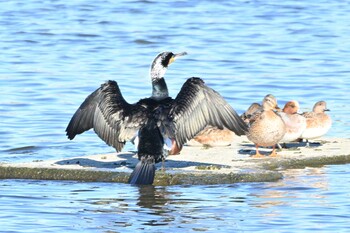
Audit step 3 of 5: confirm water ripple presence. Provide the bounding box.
[0,1,350,230]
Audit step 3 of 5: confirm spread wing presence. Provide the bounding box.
[66,80,147,151]
[168,77,248,147]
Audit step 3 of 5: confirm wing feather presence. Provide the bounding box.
[66,80,147,151]
[168,77,247,147]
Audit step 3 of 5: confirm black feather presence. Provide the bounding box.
[66,81,147,152]
[168,77,248,148]
[128,156,156,185]
[66,53,247,185]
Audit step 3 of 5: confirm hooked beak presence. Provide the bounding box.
[169,52,187,65]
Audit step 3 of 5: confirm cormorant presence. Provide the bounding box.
[66,51,247,185]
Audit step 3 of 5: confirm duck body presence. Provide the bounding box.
[300,101,332,140]
[187,126,235,147]
[280,112,307,142]
[246,94,285,157]
[279,100,307,143]
[247,109,286,147]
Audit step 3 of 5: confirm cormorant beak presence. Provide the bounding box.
[169,52,187,65]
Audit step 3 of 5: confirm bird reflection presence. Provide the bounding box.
[135,185,179,227]
[136,185,171,209]
[250,167,328,210]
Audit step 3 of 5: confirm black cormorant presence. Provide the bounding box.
[66,51,247,185]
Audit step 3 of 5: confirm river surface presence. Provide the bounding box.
[1,0,350,232]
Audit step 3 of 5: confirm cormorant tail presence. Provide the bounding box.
[128,156,156,185]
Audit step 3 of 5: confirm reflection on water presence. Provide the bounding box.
[0,164,349,232]
[137,185,170,209]
[250,167,329,213]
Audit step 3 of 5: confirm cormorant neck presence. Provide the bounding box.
[152,78,169,100]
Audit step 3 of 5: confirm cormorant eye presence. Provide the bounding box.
[161,53,174,67]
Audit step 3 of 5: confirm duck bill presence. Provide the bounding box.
[275,105,282,112]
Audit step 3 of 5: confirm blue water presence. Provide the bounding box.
[1,165,350,232]
[1,0,350,232]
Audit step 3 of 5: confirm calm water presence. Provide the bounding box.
[1,0,350,232]
[1,165,350,232]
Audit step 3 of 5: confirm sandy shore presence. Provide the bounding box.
[1,136,349,185]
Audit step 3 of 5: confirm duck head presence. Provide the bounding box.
[283,100,300,114]
[313,101,330,113]
[262,94,279,111]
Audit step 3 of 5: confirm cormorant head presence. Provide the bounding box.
[150,51,187,81]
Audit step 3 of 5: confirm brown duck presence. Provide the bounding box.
[246,94,286,158]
